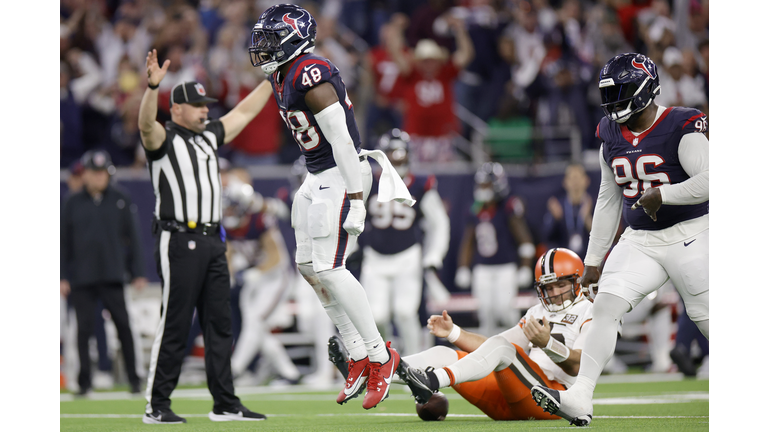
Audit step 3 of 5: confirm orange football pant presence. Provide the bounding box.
[450,345,565,421]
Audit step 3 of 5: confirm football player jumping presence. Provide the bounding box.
[249,4,413,409]
[530,53,709,426]
[335,248,593,421]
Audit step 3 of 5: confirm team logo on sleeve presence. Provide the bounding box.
[282,12,310,38]
[561,314,578,324]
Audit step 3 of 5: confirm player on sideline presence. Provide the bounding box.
[249,4,414,409]
[530,53,709,426]
[334,248,593,421]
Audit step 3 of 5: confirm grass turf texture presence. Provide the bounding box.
[61,380,708,431]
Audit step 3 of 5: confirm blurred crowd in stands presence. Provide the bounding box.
[61,0,709,169]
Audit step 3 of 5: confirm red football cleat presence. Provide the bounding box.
[362,342,400,409]
[336,356,370,404]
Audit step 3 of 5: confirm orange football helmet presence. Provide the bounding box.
[534,248,585,312]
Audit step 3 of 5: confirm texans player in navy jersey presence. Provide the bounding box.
[360,129,450,356]
[455,163,536,337]
[249,4,414,409]
[531,53,709,427]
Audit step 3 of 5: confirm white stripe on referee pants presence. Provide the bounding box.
[144,230,171,413]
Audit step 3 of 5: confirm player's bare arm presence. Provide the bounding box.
[384,13,412,75]
[523,316,584,376]
[580,266,601,301]
[138,49,169,151]
[428,310,488,352]
[220,80,273,144]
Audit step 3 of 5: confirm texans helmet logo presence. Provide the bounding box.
[282,12,310,38]
[631,59,654,78]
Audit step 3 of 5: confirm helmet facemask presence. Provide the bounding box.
[599,75,660,123]
[249,23,315,75]
[535,274,582,313]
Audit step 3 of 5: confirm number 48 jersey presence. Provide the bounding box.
[596,106,709,231]
[268,53,361,174]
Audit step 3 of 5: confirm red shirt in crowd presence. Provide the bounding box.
[397,61,459,137]
[229,86,282,155]
[368,46,403,102]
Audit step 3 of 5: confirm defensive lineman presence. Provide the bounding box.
[531,53,709,426]
[360,129,450,356]
[249,4,414,408]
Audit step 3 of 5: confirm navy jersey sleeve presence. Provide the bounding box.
[291,57,334,94]
[678,108,708,135]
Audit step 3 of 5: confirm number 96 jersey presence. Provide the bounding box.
[268,53,361,175]
[596,106,709,231]
[364,173,435,255]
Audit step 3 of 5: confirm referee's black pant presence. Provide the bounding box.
[69,282,140,391]
[145,229,240,413]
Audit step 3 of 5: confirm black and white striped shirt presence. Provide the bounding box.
[144,120,225,224]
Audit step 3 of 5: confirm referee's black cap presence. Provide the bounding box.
[170,81,218,108]
[81,150,116,175]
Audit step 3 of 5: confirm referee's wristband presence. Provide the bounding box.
[148,82,159,90]
[446,324,462,343]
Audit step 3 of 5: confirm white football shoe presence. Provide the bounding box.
[531,384,593,427]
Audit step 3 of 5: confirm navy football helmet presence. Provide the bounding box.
[474,162,509,203]
[378,129,410,177]
[598,53,660,123]
[249,4,317,75]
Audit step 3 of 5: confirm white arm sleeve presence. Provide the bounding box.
[420,189,450,263]
[658,132,709,205]
[584,144,624,267]
[314,102,362,194]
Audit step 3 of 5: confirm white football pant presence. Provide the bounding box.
[361,244,423,356]
[472,263,520,336]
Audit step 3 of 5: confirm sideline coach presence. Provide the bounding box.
[137,49,273,424]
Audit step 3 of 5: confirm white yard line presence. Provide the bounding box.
[61,413,708,419]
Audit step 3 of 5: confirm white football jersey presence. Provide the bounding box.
[519,298,593,388]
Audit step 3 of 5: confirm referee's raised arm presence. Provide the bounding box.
[138,49,169,151]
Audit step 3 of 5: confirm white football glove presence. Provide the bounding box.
[343,199,366,236]
[454,266,471,289]
[517,266,533,288]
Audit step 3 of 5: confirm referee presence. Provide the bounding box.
[137,49,273,424]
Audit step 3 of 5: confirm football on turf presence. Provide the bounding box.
[415,391,449,421]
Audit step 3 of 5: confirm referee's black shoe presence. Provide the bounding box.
[142,409,187,424]
[208,405,266,421]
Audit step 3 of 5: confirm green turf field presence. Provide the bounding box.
[60,379,708,431]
